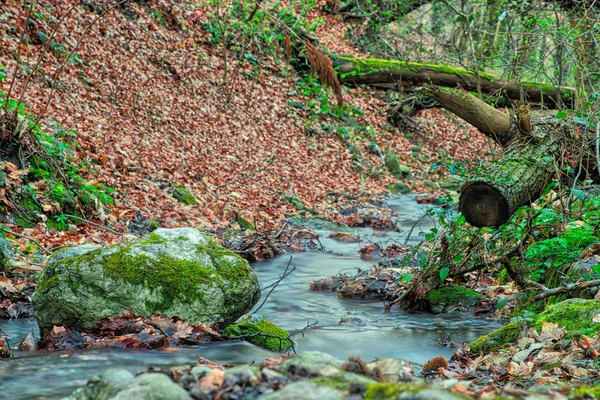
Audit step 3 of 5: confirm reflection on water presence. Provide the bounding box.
[0,196,499,399]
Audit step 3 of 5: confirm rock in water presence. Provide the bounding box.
[33,228,261,332]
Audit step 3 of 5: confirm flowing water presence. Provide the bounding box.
[0,196,500,399]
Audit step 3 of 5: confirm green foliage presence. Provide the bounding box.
[0,96,114,226]
[526,223,597,280]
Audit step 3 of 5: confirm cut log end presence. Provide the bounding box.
[459,182,509,227]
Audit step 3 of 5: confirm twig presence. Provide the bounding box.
[15,2,81,112]
[62,214,126,236]
[253,256,295,314]
[4,7,31,112]
[403,211,429,246]
[1,227,50,254]
[245,0,262,23]
[529,279,600,301]
[596,117,600,178]
[273,222,288,239]
[304,230,324,251]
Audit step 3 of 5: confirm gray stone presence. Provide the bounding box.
[279,351,341,377]
[225,365,262,386]
[400,388,465,400]
[367,358,416,382]
[33,228,261,332]
[61,369,134,400]
[261,380,343,400]
[0,235,12,269]
[46,244,101,269]
[112,373,192,400]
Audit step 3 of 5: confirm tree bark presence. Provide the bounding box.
[421,84,513,145]
[333,56,577,108]
[422,84,593,228]
[459,117,570,227]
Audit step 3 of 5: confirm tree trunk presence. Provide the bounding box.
[421,84,594,228]
[421,85,513,145]
[459,117,570,227]
[333,56,576,108]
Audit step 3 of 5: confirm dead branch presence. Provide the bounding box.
[253,256,295,314]
[529,279,600,300]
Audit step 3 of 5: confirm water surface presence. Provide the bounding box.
[0,195,498,399]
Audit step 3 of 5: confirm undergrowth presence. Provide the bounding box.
[0,83,114,230]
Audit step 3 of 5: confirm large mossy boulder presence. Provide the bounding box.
[33,228,261,332]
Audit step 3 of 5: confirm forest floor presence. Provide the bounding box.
[0,0,490,256]
[9,1,595,399]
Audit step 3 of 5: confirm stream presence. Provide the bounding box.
[0,196,501,399]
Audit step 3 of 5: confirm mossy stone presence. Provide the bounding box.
[389,181,411,195]
[571,385,600,399]
[236,215,256,231]
[385,151,411,179]
[423,179,437,189]
[427,284,482,313]
[439,175,464,191]
[33,228,260,333]
[0,235,13,269]
[535,298,600,337]
[225,316,293,352]
[172,184,197,205]
[261,380,343,400]
[62,369,134,400]
[468,322,521,353]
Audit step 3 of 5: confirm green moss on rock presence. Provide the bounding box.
[364,382,422,400]
[427,284,482,307]
[225,316,293,352]
[469,322,521,353]
[388,181,411,195]
[33,228,260,332]
[385,151,411,179]
[171,184,197,205]
[236,215,256,231]
[535,298,600,337]
[571,385,600,399]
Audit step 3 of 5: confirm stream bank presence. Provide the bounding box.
[0,196,500,399]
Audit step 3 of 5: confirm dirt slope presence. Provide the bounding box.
[0,0,489,237]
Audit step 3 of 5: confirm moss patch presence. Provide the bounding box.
[468,322,521,353]
[91,233,251,311]
[236,215,256,231]
[171,184,197,205]
[427,284,482,306]
[363,382,423,400]
[385,151,410,179]
[224,316,293,352]
[535,299,600,337]
[388,181,411,195]
[571,385,600,399]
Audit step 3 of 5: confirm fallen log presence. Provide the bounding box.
[333,56,577,109]
[459,117,574,227]
[421,84,595,227]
